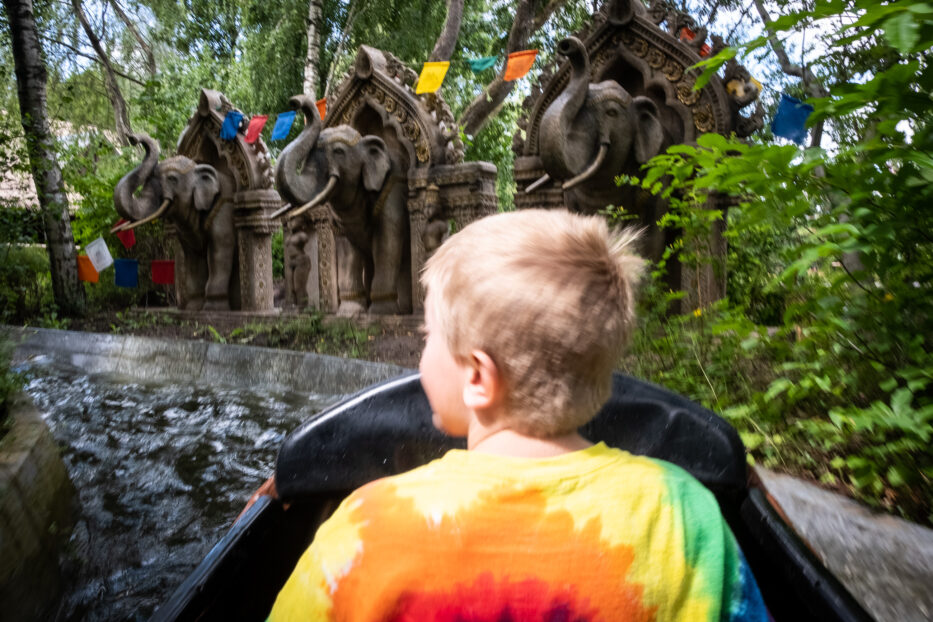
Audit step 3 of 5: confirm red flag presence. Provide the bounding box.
[245,115,268,143]
[315,98,327,120]
[504,50,538,82]
[77,255,99,283]
[112,219,136,249]
[151,260,175,285]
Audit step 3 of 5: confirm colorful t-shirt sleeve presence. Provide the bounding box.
[268,491,366,621]
[720,523,769,621]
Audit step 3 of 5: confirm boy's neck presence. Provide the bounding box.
[468,426,593,458]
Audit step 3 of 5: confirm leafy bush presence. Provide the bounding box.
[619,1,933,523]
[0,244,53,323]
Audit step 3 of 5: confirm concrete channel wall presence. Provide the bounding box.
[8,327,410,394]
[1,327,408,621]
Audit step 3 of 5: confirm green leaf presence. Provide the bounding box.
[883,12,920,53]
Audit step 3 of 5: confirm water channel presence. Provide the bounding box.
[17,354,341,621]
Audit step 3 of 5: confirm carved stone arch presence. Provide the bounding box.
[323,46,463,171]
[169,88,281,312]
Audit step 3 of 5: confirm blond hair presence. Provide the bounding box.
[422,209,645,437]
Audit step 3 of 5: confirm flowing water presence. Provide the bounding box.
[17,354,341,621]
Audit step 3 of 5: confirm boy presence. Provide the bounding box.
[269,209,768,621]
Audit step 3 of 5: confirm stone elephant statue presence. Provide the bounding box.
[529,36,669,260]
[113,133,236,311]
[273,95,411,316]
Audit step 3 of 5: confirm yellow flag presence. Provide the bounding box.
[416,62,450,94]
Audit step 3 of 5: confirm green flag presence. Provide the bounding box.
[467,56,497,72]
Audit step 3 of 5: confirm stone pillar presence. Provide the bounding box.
[163,223,186,310]
[233,189,280,311]
[407,162,498,312]
[308,205,339,313]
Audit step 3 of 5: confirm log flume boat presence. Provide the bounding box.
[151,372,873,621]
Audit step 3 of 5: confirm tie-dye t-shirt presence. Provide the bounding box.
[269,442,768,621]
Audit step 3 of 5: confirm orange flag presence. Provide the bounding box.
[77,255,99,283]
[316,98,327,120]
[504,50,538,82]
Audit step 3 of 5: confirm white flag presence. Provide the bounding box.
[85,237,114,272]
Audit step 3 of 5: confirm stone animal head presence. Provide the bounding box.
[113,133,222,233]
[530,37,665,198]
[272,95,392,221]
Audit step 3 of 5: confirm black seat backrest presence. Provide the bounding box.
[276,372,747,501]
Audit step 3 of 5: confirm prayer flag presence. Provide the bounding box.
[271,110,296,141]
[680,27,696,41]
[151,260,175,285]
[771,93,813,145]
[114,258,139,288]
[416,62,450,94]
[85,237,113,272]
[220,110,243,140]
[245,115,268,143]
[112,220,136,249]
[467,56,497,73]
[316,98,327,120]
[503,50,538,82]
[77,255,99,283]
[699,44,711,57]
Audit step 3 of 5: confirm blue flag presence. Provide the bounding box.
[271,110,297,141]
[114,258,138,288]
[220,110,243,140]
[771,94,813,145]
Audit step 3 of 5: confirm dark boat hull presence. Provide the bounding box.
[152,373,872,622]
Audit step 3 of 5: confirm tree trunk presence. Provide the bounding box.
[304,0,323,97]
[3,0,86,316]
[72,0,132,145]
[458,0,542,137]
[429,0,464,62]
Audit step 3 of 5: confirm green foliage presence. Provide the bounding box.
[0,330,23,435]
[226,315,374,358]
[271,229,284,280]
[622,0,933,522]
[0,244,53,324]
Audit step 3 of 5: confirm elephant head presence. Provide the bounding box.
[272,95,392,223]
[530,37,666,206]
[113,133,222,237]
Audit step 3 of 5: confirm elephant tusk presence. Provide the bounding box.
[563,143,609,190]
[117,199,172,231]
[268,203,295,220]
[287,175,338,220]
[525,173,552,194]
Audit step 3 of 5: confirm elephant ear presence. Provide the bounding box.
[360,136,391,193]
[632,96,665,164]
[193,164,220,212]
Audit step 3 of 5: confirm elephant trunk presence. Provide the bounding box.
[274,95,324,209]
[538,37,591,181]
[114,132,162,224]
[556,37,590,133]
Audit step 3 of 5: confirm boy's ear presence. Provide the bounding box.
[462,350,502,412]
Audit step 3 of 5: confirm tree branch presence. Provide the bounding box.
[324,0,362,96]
[752,0,827,99]
[72,0,132,144]
[107,0,156,77]
[429,0,464,62]
[39,33,146,86]
[458,0,564,136]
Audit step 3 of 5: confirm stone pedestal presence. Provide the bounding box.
[234,189,279,311]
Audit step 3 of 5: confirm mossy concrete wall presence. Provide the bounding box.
[0,392,76,622]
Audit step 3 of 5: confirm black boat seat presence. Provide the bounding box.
[276,371,747,501]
